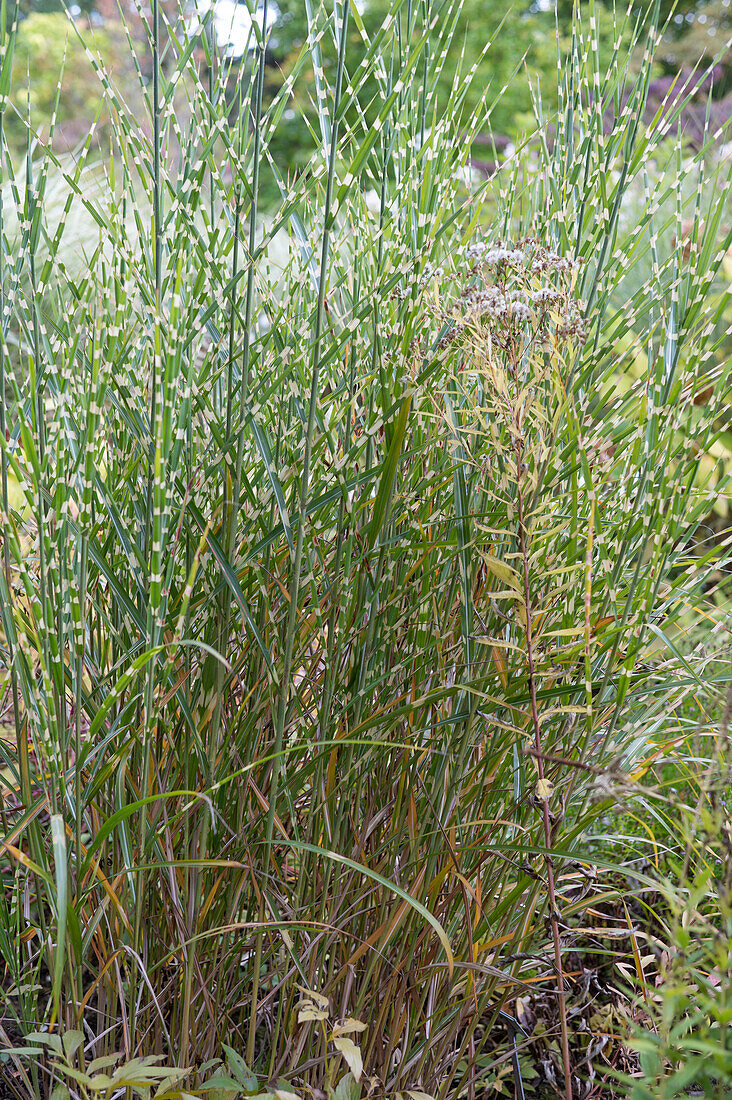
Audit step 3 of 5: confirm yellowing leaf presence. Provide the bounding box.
[406,1092,438,1100]
[515,600,527,631]
[333,1036,363,1081]
[481,553,523,593]
[536,779,554,801]
[298,1005,329,1023]
[332,1018,367,1037]
[491,645,508,688]
[296,985,329,1008]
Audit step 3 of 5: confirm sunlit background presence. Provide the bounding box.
[7,0,732,197]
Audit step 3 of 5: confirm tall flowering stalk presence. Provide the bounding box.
[434,241,590,1100]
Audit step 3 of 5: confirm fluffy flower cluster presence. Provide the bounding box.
[531,287,563,306]
[419,261,446,287]
[530,249,580,275]
[459,283,574,324]
[462,238,581,277]
[556,311,589,342]
[463,285,530,318]
[398,237,587,354]
[464,243,527,268]
[431,236,588,347]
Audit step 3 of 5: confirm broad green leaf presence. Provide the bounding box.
[330,1073,361,1100]
[221,1046,258,1092]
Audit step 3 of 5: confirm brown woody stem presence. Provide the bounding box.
[512,375,573,1100]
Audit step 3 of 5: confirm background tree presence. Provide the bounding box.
[5,0,731,176]
[657,0,732,91]
[278,0,558,131]
[6,10,129,153]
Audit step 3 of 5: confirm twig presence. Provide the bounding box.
[510,356,573,1100]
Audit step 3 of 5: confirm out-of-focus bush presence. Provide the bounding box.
[625,737,732,1099]
[7,11,129,154]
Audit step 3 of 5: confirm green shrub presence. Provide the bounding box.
[622,734,732,1099]
[7,11,129,153]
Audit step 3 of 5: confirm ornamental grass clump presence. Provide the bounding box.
[0,0,731,1098]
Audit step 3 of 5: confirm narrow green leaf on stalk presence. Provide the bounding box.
[366,393,411,551]
[49,814,67,1025]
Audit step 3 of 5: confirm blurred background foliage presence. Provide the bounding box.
[7,10,129,151]
[5,0,732,170]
